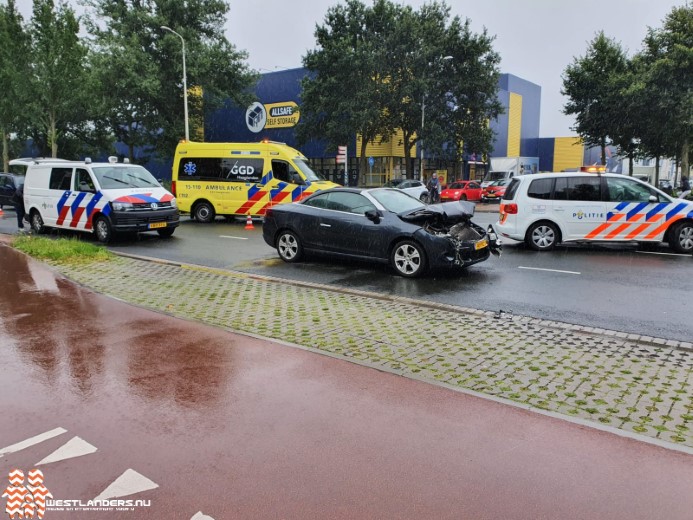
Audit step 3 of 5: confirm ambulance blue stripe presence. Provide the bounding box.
[248,185,261,198]
[291,186,304,201]
[667,203,689,220]
[270,182,288,198]
[260,172,272,185]
[57,191,71,213]
[86,192,103,215]
[71,192,87,214]
[646,203,669,221]
[626,203,648,221]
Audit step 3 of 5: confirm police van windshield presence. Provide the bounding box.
[93,166,161,189]
[294,159,326,181]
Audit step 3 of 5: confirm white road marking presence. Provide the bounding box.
[94,469,159,501]
[219,235,248,240]
[191,513,215,520]
[518,266,581,275]
[36,436,97,465]
[636,250,689,257]
[0,427,67,458]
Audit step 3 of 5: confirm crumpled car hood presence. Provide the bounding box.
[399,201,476,225]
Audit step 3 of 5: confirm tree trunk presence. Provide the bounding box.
[628,153,633,177]
[682,138,690,184]
[49,112,58,158]
[655,156,660,186]
[359,138,368,187]
[601,137,606,166]
[2,129,8,172]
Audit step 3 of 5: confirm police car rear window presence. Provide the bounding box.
[502,178,521,201]
[527,178,554,200]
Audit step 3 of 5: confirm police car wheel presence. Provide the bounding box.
[194,202,215,223]
[671,221,693,254]
[526,222,558,251]
[391,240,427,278]
[31,211,46,234]
[277,230,303,263]
[94,216,113,244]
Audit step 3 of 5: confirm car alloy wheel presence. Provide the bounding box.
[527,222,558,251]
[671,222,693,253]
[277,230,303,262]
[391,240,426,277]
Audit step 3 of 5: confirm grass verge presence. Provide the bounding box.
[13,235,113,264]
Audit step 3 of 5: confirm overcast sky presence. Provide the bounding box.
[14,0,684,137]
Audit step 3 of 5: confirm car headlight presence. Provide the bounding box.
[170,198,178,209]
[112,202,133,211]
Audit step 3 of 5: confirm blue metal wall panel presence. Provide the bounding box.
[537,138,555,172]
[502,74,540,157]
[490,89,510,157]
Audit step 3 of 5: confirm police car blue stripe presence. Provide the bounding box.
[86,192,103,216]
[71,192,87,214]
[666,203,689,221]
[646,203,669,221]
[57,191,71,213]
[626,202,648,221]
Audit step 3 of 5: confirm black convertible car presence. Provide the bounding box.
[262,187,501,277]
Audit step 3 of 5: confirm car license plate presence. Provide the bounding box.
[475,238,488,250]
[149,222,167,229]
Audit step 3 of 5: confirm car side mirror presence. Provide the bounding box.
[649,195,657,203]
[365,209,381,223]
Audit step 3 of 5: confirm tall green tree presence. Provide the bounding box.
[28,0,90,158]
[0,0,31,170]
[562,32,629,165]
[638,4,692,183]
[298,0,398,177]
[84,0,258,161]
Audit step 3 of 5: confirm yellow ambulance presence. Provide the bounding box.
[172,140,340,222]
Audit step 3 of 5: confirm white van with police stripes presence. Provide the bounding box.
[23,157,179,243]
[496,168,693,253]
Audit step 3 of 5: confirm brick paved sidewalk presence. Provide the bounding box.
[53,255,693,450]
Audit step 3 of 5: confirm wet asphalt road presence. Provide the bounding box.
[2,243,693,519]
[1,207,692,342]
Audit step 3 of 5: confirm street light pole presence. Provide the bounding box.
[419,55,453,182]
[161,26,189,142]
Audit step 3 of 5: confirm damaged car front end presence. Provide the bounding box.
[402,201,502,269]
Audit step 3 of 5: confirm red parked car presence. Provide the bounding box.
[481,179,510,203]
[439,181,483,202]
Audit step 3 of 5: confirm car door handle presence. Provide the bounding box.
[320,223,331,227]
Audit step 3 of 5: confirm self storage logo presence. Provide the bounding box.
[245,101,300,133]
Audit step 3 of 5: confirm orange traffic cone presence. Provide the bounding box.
[244,213,254,230]
[0,207,4,216]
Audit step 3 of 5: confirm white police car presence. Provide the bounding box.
[496,168,693,253]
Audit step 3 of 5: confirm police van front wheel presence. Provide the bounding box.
[670,221,693,254]
[193,202,215,223]
[94,216,113,244]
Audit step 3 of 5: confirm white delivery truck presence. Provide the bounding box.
[481,156,539,188]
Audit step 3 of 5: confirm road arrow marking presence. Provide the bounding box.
[219,235,248,240]
[36,436,97,465]
[94,469,159,501]
[0,428,67,458]
[191,513,215,520]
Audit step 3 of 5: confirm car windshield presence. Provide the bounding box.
[294,158,326,182]
[484,171,507,182]
[449,182,465,189]
[369,188,425,213]
[92,166,160,189]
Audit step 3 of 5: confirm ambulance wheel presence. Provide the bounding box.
[31,211,46,234]
[157,228,175,238]
[670,221,693,254]
[526,221,559,251]
[94,216,113,244]
[276,230,303,263]
[193,202,215,223]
